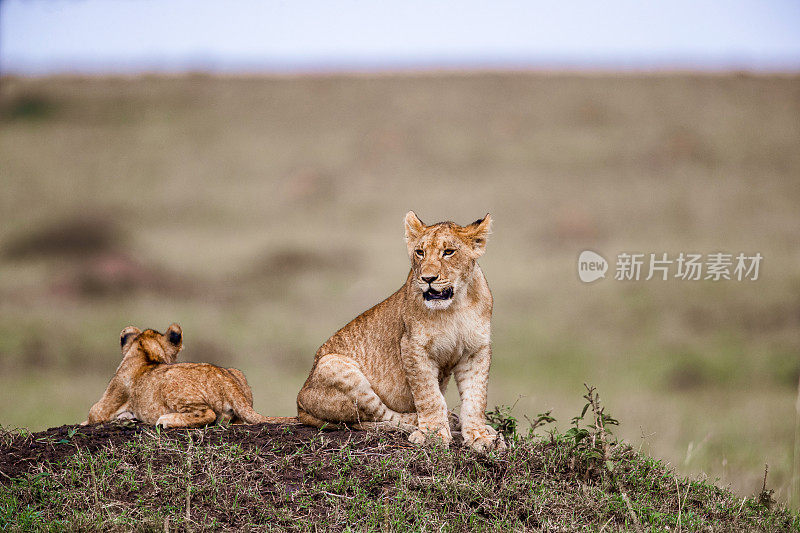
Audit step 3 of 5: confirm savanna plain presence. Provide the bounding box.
[1,72,799,506]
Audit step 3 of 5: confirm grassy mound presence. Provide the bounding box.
[1,420,796,532]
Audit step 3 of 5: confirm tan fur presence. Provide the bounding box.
[85,324,292,428]
[297,212,505,451]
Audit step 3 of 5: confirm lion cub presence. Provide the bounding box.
[297,212,505,452]
[85,323,276,428]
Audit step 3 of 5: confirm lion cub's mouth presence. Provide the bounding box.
[423,287,453,301]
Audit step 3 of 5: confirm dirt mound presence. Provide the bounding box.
[0,421,408,480]
[0,422,795,531]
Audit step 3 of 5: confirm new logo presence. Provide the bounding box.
[578,250,608,283]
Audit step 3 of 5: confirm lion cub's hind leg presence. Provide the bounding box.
[223,367,255,424]
[298,354,414,428]
[226,368,254,405]
[156,407,217,429]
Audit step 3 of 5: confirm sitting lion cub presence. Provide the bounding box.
[85,323,279,428]
[297,212,505,452]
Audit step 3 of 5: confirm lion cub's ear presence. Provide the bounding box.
[162,323,183,362]
[404,211,426,243]
[120,326,141,351]
[166,323,182,348]
[461,214,492,256]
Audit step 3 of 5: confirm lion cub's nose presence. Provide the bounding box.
[421,275,438,283]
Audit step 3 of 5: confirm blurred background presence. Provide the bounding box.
[1,0,799,503]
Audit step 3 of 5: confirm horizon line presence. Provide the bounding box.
[4,54,800,76]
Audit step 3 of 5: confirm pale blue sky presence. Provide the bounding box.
[2,0,800,73]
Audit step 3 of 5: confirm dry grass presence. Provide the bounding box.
[0,72,799,501]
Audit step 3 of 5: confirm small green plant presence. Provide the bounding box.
[760,464,776,510]
[525,410,557,436]
[558,385,612,480]
[54,427,79,445]
[566,384,618,447]
[565,385,644,531]
[487,401,558,443]
[486,403,519,441]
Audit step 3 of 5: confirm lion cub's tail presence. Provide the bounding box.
[263,416,300,424]
[221,367,298,425]
[230,394,298,425]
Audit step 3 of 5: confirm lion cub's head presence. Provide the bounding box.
[404,211,492,311]
[119,323,183,364]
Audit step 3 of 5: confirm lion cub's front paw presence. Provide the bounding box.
[463,424,506,453]
[408,426,452,446]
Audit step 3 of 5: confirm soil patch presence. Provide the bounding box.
[0,421,410,480]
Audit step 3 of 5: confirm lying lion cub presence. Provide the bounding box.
[85,323,282,428]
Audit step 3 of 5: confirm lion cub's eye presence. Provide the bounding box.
[415,249,424,258]
[442,249,455,257]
